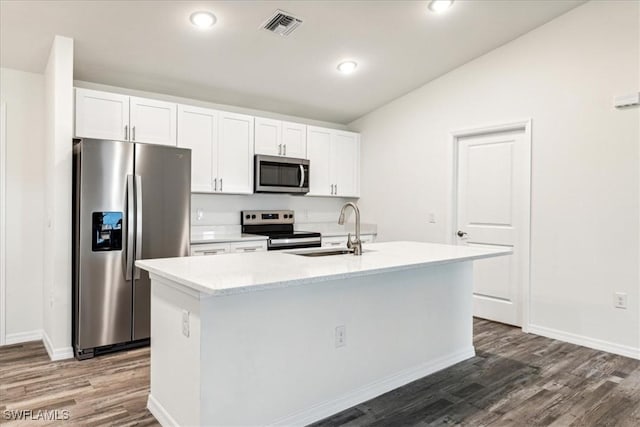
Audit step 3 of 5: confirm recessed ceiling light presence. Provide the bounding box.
[337,61,358,75]
[190,11,217,29]
[428,0,454,13]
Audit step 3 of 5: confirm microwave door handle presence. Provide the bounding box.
[125,175,134,281]
[134,175,143,279]
[299,164,305,188]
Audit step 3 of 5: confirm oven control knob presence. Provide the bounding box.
[245,214,250,219]
[251,215,256,219]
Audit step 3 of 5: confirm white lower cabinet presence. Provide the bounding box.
[230,241,268,253]
[191,240,267,256]
[321,234,376,247]
[190,242,232,256]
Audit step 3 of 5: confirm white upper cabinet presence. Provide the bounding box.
[129,97,177,146]
[178,107,254,194]
[282,121,307,158]
[254,117,307,158]
[307,126,333,196]
[177,105,217,193]
[307,126,360,198]
[75,88,177,146]
[332,131,360,198]
[218,112,254,194]
[75,88,129,141]
[254,117,282,156]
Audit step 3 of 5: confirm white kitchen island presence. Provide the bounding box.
[136,241,510,427]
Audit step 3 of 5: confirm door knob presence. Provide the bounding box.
[457,230,468,237]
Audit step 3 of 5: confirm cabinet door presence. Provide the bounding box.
[282,121,307,159]
[218,112,254,194]
[332,131,360,198]
[306,126,333,196]
[177,105,217,193]
[75,88,129,140]
[254,117,282,156]
[130,97,177,146]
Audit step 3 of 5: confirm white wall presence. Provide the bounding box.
[0,68,45,341]
[350,1,640,356]
[43,36,74,360]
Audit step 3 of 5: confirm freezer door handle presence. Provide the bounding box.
[125,175,135,281]
[134,175,143,279]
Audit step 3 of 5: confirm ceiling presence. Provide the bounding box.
[0,0,585,124]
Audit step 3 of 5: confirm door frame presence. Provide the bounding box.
[0,102,6,345]
[449,119,532,332]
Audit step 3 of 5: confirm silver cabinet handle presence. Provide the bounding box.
[335,184,337,195]
[220,178,223,192]
[457,230,468,238]
[125,175,135,280]
[134,175,143,279]
[202,250,224,255]
[278,144,282,155]
[299,164,305,188]
[283,144,286,156]
[124,125,129,141]
[132,126,136,141]
[214,178,218,192]
[242,247,259,252]
[330,184,334,195]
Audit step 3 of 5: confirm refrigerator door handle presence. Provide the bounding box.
[134,175,143,279]
[125,175,135,281]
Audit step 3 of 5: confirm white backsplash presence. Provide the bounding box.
[191,193,355,226]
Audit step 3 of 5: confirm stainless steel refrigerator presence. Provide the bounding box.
[72,138,191,359]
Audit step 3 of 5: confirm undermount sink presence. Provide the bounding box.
[290,248,372,257]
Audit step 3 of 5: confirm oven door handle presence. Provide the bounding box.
[299,164,305,188]
[269,236,321,247]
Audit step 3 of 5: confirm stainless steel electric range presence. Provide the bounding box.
[241,210,321,251]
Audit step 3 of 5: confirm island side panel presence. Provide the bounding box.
[200,262,474,426]
[148,275,201,427]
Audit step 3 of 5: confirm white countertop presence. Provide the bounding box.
[136,241,510,297]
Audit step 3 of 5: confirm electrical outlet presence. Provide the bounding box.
[335,325,346,348]
[614,292,627,309]
[182,310,190,337]
[196,209,204,221]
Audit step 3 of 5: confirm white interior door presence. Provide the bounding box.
[455,126,530,327]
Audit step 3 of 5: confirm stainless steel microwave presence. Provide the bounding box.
[254,155,310,194]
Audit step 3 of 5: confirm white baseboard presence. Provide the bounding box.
[528,324,640,360]
[4,329,42,345]
[148,394,180,427]
[269,346,475,426]
[41,329,74,361]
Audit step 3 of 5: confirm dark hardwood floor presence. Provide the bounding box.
[1,319,638,426]
[313,319,640,427]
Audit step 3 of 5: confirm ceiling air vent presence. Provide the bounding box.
[261,10,303,37]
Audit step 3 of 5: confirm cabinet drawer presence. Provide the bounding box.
[230,241,268,253]
[321,236,348,247]
[321,234,375,247]
[190,243,230,256]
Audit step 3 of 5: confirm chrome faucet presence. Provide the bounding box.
[338,202,362,255]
